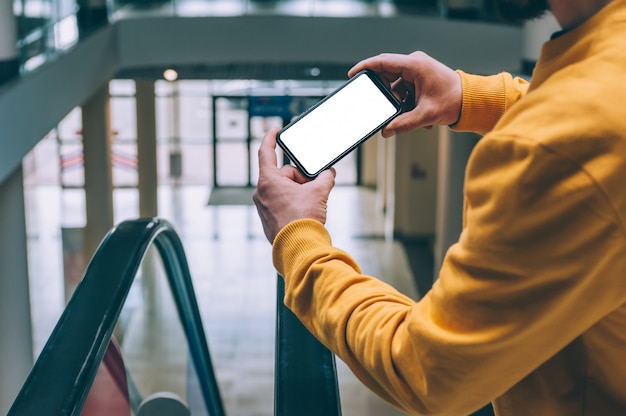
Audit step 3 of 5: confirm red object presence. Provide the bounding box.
[81,338,131,416]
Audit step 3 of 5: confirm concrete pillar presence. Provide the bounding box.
[376,133,396,240]
[135,82,161,342]
[168,81,182,180]
[0,166,34,414]
[136,80,158,218]
[359,133,378,188]
[433,128,480,278]
[0,0,19,85]
[521,12,560,76]
[82,83,114,261]
[393,128,439,238]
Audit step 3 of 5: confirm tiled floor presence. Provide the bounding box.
[25,182,418,415]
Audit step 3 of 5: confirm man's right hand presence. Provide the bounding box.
[348,51,462,137]
[253,128,336,244]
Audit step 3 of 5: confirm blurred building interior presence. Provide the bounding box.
[0,1,560,415]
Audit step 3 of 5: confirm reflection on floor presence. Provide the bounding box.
[26,183,423,415]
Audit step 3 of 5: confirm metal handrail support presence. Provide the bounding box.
[274,277,342,416]
[8,218,225,416]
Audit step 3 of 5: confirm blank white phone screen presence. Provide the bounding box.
[279,74,398,175]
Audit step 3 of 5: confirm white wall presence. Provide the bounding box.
[116,15,521,74]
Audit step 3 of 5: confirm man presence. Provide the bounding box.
[253,0,626,414]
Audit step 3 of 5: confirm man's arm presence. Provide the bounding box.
[269,133,626,415]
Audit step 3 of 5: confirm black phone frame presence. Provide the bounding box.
[276,69,402,178]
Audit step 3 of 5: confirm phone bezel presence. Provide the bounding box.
[276,69,402,178]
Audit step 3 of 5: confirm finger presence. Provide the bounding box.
[279,164,310,184]
[305,168,335,196]
[258,127,280,170]
[349,53,410,78]
[380,125,396,139]
[348,54,390,76]
[385,110,427,135]
[348,61,367,78]
[349,54,398,78]
[261,126,279,149]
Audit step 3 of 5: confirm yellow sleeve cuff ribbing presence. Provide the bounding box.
[452,70,529,135]
[271,219,333,277]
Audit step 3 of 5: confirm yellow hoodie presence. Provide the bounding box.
[272,1,626,414]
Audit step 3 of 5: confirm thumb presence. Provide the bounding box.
[315,167,336,193]
[258,127,280,170]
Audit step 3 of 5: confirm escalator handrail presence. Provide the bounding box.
[8,217,225,416]
[274,277,342,416]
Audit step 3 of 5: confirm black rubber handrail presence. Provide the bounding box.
[8,218,225,416]
[274,277,342,416]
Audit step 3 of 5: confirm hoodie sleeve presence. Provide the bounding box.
[451,70,529,135]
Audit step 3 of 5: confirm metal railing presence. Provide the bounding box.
[8,218,225,416]
[275,278,342,416]
[8,217,343,415]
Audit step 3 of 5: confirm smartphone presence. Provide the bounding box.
[276,70,402,178]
